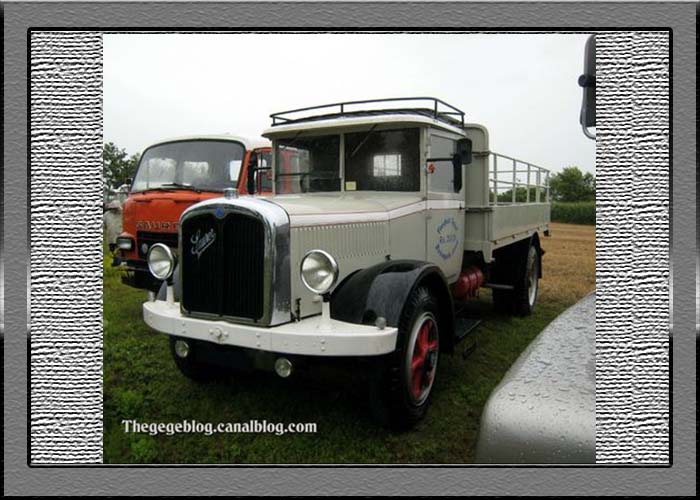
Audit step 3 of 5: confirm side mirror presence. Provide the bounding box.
[456,138,472,165]
[125,178,132,186]
[451,154,463,193]
[246,154,258,194]
[579,35,596,138]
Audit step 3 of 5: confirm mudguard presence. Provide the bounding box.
[331,260,456,353]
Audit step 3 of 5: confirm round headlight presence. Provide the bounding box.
[147,243,176,280]
[300,249,339,295]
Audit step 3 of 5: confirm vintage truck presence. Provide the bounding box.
[115,135,272,290]
[142,98,551,428]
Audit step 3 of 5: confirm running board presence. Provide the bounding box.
[482,282,515,290]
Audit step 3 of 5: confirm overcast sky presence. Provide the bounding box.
[104,33,595,174]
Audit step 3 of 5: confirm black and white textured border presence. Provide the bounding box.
[30,31,104,464]
[28,31,669,464]
[595,32,669,463]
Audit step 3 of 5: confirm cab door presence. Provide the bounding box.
[425,130,465,284]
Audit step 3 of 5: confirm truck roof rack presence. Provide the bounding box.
[270,97,466,129]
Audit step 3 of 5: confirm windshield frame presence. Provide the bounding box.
[130,138,248,194]
[272,126,425,196]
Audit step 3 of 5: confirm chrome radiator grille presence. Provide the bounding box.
[181,212,265,321]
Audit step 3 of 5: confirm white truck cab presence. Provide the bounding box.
[143,97,551,428]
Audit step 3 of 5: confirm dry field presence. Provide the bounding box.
[538,222,596,306]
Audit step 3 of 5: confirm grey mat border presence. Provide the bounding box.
[4,1,696,496]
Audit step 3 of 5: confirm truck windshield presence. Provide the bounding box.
[131,140,246,193]
[275,135,341,194]
[344,128,420,192]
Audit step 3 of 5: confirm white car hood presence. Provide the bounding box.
[269,192,424,226]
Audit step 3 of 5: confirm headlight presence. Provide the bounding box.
[116,237,133,250]
[147,243,176,280]
[300,249,339,295]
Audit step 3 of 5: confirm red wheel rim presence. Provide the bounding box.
[408,314,439,404]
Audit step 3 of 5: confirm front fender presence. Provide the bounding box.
[330,260,455,352]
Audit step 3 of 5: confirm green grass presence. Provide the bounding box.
[551,201,595,225]
[103,242,583,464]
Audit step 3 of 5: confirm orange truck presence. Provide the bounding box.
[114,135,272,290]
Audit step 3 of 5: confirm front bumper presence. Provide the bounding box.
[143,299,398,356]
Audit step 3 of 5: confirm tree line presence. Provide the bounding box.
[103,142,140,190]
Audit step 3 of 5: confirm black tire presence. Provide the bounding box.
[512,243,540,316]
[491,239,540,317]
[369,286,440,430]
[169,336,219,382]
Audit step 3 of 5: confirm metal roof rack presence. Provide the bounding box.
[270,97,466,128]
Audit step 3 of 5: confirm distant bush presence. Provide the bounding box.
[551,201,595,225]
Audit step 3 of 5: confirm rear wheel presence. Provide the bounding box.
[512,244,539,316]
[492,240,540,316]
[369,286,440,429]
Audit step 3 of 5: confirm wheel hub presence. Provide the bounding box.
[408,315,439,404]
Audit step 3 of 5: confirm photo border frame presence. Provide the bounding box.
[4,2,696,496]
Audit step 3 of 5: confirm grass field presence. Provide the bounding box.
[103,222,595,464]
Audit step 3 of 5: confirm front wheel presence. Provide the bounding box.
[369,286,440,430]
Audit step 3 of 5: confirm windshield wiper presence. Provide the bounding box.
[138,182,201,193]
[157,182,202,193]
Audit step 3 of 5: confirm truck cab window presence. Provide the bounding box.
[182,161,211,185]
[429,134,457,193]
[373,154,402,177]
[258,151,273,192]
[131,140,245,192]
[229,160,243,182]
[275,135,341,194]
[344,128,420,192]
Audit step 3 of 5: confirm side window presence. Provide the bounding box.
[429,134,456,193]
[258,152,273,192]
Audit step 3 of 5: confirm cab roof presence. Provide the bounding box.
[263,113,467,138]
[263,97,468,138]
[145,134,271,152]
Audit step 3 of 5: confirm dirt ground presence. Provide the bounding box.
[538,222,596,307]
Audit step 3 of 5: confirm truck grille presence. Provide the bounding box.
[136,231,179,258]
[181,212,265,321]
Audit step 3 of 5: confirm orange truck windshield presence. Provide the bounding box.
[132,140,246,193]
